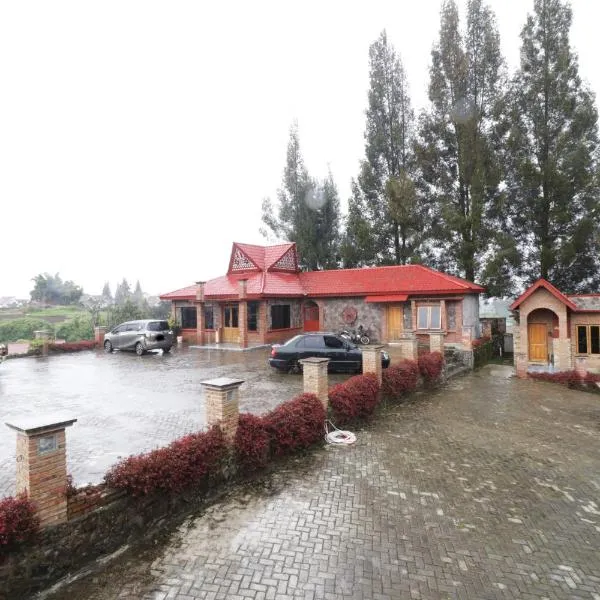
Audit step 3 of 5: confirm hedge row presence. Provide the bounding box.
[418,351,444,383]
[235,393,325,471]
[104,426,228,496]
[328,373,380,426]
[0,495,39,553]
[529,370,600,388]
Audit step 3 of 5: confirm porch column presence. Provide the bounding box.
[6,417,77,527]
[553,309,571,370]
[238,280,248,349]
[300,357,330,409]
[362,345,384,385]
[258,301,268,344]
[411,300,417,330]
[195,282,206,346]
[318,300,325,331]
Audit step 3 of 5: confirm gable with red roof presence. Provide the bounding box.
[161,242,485,348]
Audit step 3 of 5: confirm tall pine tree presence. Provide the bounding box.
[503,0,600,292]
[261,124,341,270]
[417,0,504,283]
[344,31,420,266]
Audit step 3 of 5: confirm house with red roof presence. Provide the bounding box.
[160,242,485,349]
[510,279,600,377]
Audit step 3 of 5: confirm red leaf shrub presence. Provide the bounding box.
[418,352,444,383]
[49,341,96,353]
[264,393,326,457]
[328,373,380,426]
[381,359,419,400]
[104,425,227,496]
[529,370,600,389]
[0,494,39,549]
[472,336,491,349]
[235,413,271,471]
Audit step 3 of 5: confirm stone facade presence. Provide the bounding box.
[396,333,419,361]
[429,332,445,354]
[322,298,384,342]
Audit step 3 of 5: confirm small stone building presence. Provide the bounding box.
[160,242,484,349]
[510,279,600,377]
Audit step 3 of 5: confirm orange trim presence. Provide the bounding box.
[510,279,578,311]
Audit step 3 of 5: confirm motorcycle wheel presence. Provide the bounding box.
[360,335,370,345]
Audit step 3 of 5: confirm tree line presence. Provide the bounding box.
[261,0,600,296]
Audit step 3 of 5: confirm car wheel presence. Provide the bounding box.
[163,346,172,353]
[135,342,145,356]
[104,340,113,353]
[289,360,302,375]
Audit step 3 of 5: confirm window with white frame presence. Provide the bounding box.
[417,304,441,330]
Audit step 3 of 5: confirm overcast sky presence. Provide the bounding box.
[1,0,598,299]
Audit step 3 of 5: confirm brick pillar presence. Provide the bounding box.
[94,326,107,347]
[429,332,445,354]
[34,330,51,356]
[6,417,77,527]
[398,332,418,361]
[258,301,268,344]
[553,338,572,371]
[201,377,243,443]
[362,345,384,385]
[300,357,330,410]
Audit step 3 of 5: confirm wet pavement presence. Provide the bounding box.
[44,366,600,600]
[0,346,335,496]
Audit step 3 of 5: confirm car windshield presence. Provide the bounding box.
[147,321,169,332]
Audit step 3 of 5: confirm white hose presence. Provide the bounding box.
[324,420,357,445]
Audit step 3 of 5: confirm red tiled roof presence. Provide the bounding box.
[160,243,485,301]
[509,279,578,311]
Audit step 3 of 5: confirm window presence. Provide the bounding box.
[271,304,291,329]
[180,307,197,329]
[304,336,325,348]
[126,322,143,331]
[204,305,214,330]
[577,325,600,354]
[224,305,238,328]
[147,321,169,331]
[248,301,259,331]
[417,305,441,330]
[324,336,344,349]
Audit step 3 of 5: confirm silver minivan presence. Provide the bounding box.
[104,320,174,355]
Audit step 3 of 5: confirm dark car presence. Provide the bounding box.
[268,332,390,374]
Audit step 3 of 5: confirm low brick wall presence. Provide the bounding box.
[0,478,224,600]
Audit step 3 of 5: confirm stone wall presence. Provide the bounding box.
[322,298,384,342]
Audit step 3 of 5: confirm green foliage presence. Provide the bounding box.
[344,30,422,266]
[30,273,83,305]
[261,124,341,270]
[55,315,94,342]
[417,0,504,283]
[106,299,145,329]
[0,318,54,343]
[502,0,600,292]
[114,278,132,306]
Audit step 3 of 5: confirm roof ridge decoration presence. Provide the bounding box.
[228,243,261,274]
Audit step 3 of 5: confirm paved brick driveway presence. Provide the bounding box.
[45,365,600,600]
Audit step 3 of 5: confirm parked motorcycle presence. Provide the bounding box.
[339,325,370,345]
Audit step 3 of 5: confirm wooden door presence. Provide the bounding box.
[303,303,320,332]
[528,323,548,362]
[222,304,239,343]
[387,306,403,341]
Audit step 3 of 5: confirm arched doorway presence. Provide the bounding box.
[527,308,558,363]
[303,301,320,332]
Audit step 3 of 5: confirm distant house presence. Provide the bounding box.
[510,279,600,377]
[160,242,484,349]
